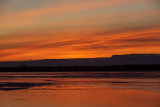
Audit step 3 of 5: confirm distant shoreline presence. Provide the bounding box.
[0,65,160,72]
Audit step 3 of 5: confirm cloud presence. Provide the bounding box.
[0,0,160,61]
[0,28,160,61]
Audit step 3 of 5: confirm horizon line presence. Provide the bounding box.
[0,53,159,62]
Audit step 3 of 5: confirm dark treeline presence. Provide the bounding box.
[0,64,160,72]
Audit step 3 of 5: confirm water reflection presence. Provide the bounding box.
[0,72,159,107]
[0,82,52,91]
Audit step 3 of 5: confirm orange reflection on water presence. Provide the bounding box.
[0,72,160,107]
[0,87,159,107]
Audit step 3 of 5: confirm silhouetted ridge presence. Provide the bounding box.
[0,54,160,67]
[108,54,160,65]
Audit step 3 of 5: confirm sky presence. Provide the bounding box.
[0,0,160,61]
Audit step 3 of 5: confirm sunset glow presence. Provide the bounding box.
[0,0,160,61]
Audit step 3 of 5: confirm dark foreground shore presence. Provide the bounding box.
[0,64,160,72]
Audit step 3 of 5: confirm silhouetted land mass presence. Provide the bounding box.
[0,54,160,67]
[0,65,160,72]
[0,54,160,72]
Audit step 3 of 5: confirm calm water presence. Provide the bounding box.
[0,71,160,107]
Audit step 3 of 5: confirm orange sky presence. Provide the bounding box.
[0,0,160,61]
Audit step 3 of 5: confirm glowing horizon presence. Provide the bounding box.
[0,0,160,61]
